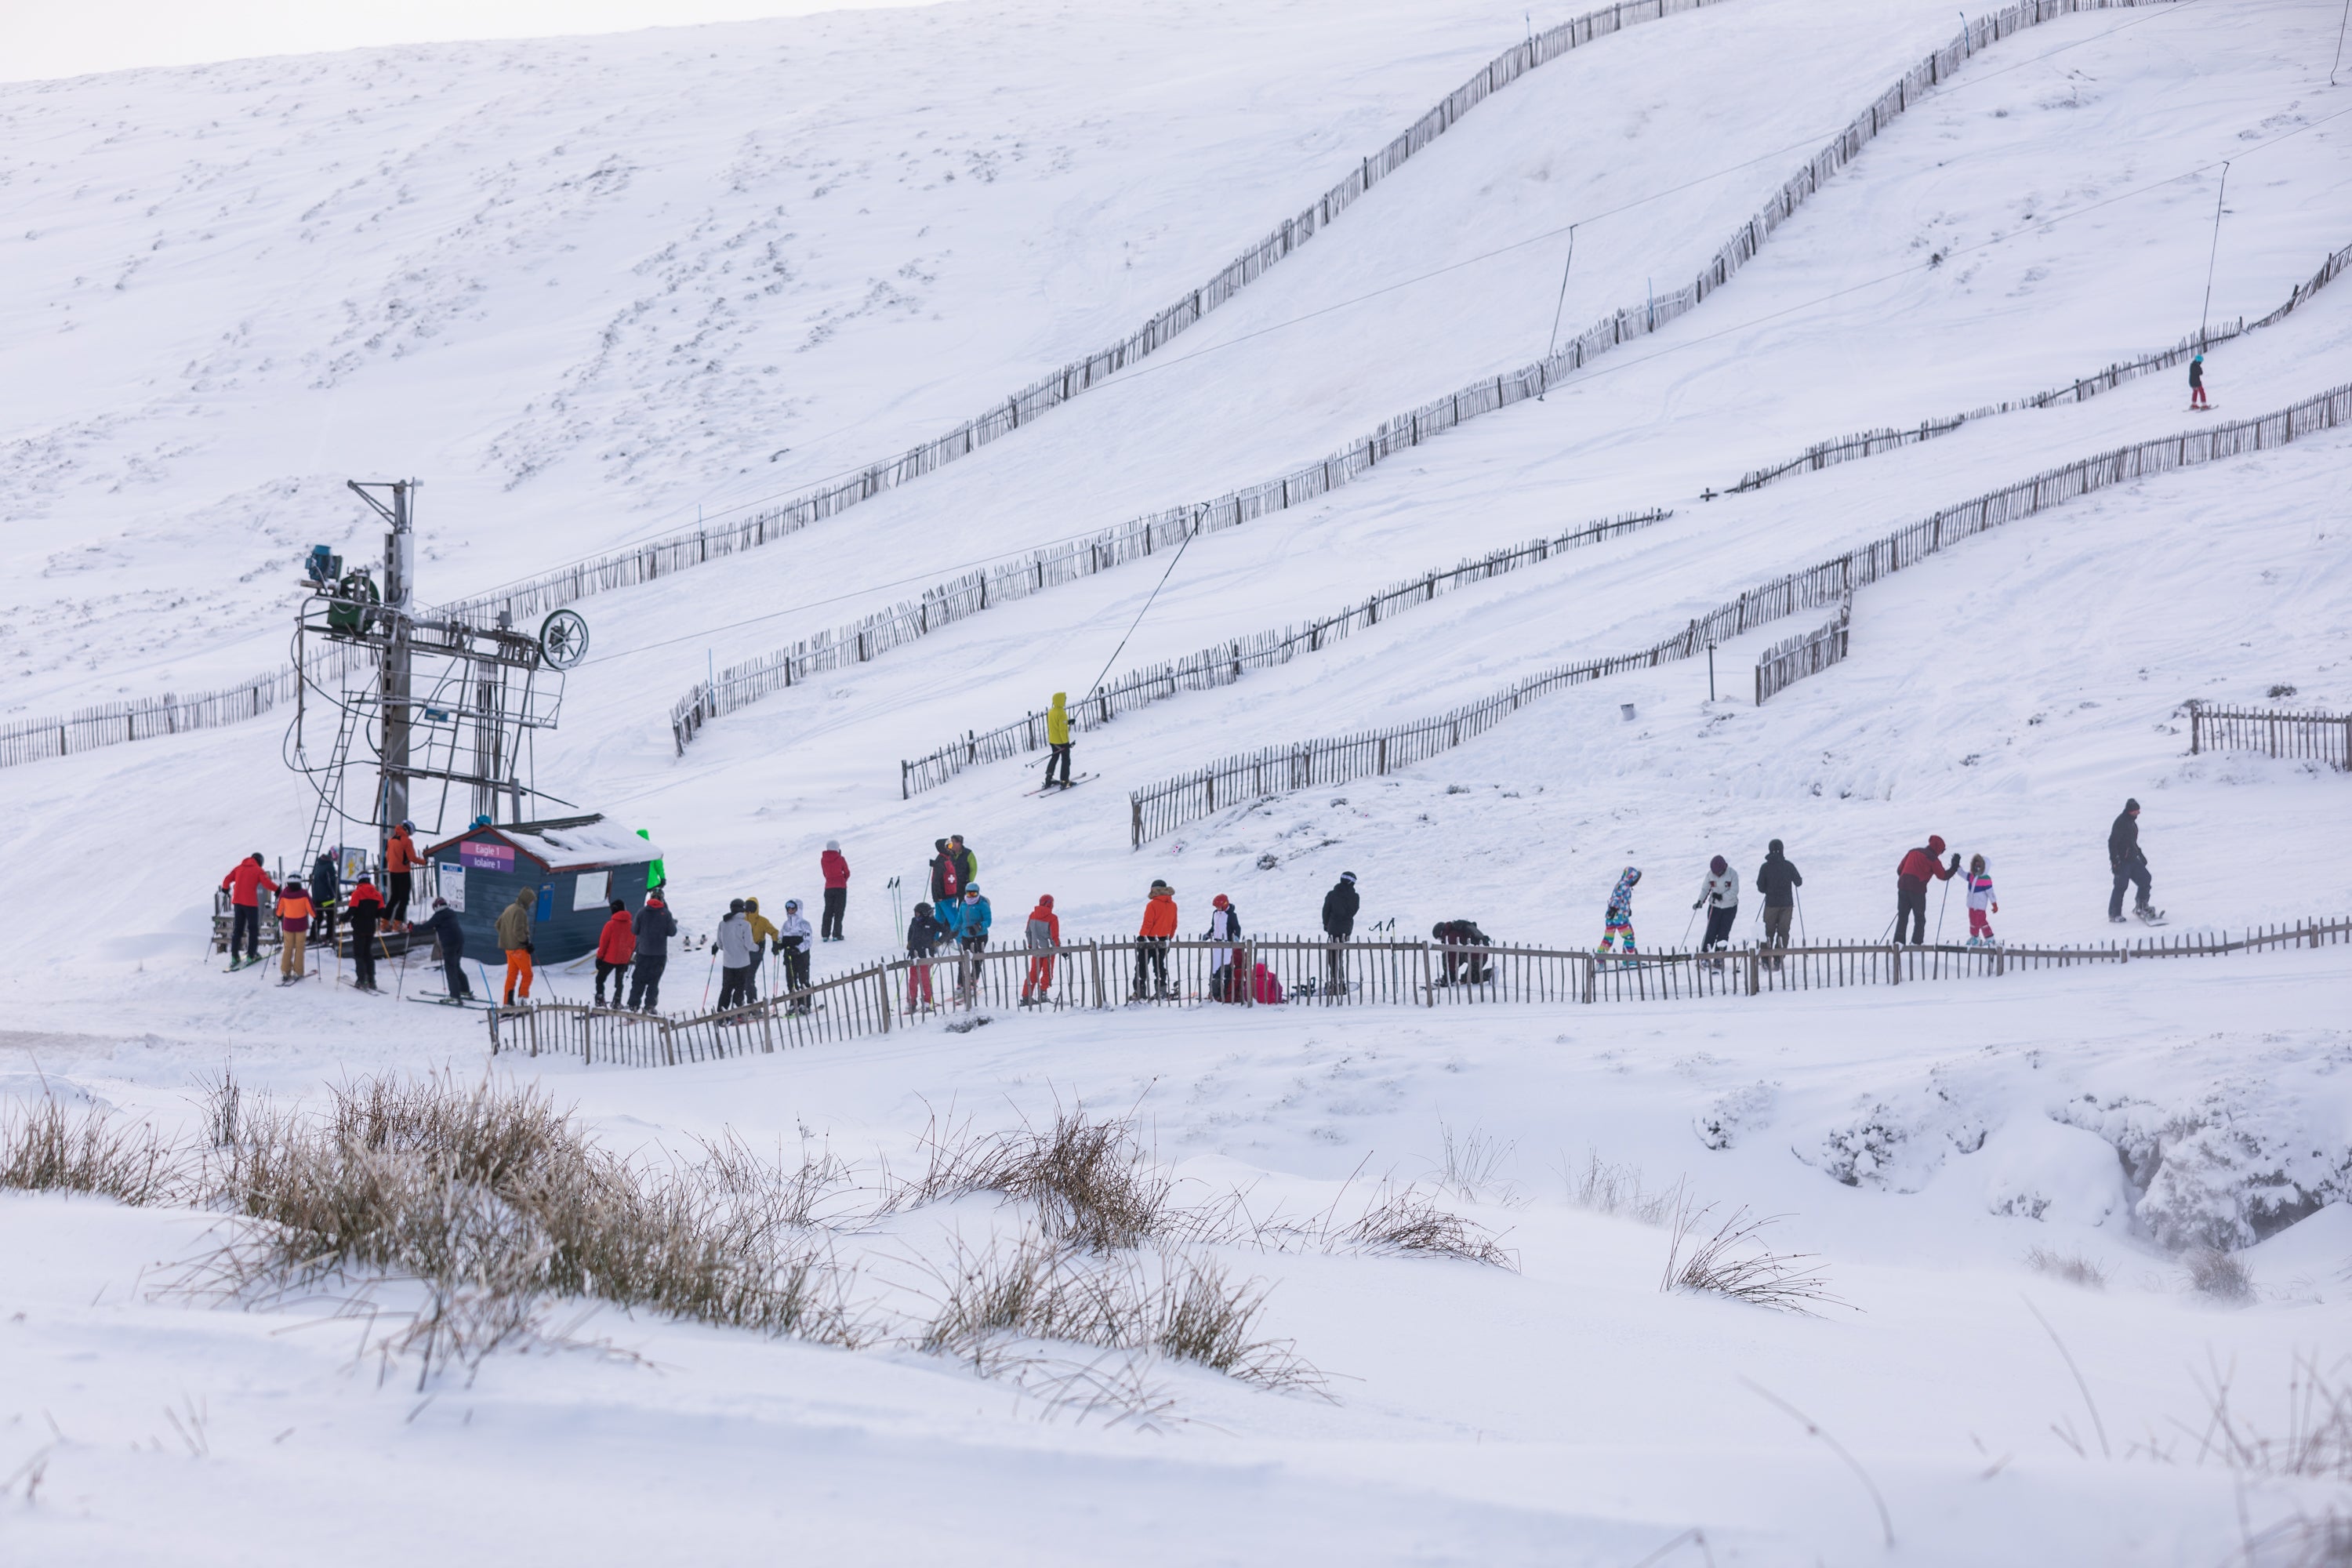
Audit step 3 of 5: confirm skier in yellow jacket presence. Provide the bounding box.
[1044,691,1074,789]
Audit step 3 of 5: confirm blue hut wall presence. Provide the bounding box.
[431,831,653,964]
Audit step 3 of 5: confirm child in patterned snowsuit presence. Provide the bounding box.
[1965,855,1998,945]
[1599,866,1641,957]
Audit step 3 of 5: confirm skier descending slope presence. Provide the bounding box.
[1599,867,1641,966]
[1894,836,1959,945]
[2189,353,2209,410]
[2108,799,2163,924]
[1965,855,1998,946]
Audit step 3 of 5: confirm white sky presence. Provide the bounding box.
[1,0,941,82]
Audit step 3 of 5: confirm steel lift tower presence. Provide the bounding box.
[287,481,589,877]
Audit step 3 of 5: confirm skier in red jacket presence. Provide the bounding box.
[1894,835,1960,945]
[593,899,636,1008]
[820,840,850,942]
[220,853,278,964]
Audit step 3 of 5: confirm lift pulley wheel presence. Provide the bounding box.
[539,608,590,670]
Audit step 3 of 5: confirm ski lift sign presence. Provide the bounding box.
[459,840,515,872]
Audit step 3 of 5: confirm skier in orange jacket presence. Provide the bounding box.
[1132,881,1178,1000]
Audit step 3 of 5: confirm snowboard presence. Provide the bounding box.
[1025,772,1099,797]
[2135,908,2169,927]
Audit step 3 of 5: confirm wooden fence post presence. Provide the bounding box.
[1418,942,1432,1006]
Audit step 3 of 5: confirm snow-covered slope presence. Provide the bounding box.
[5,2,2351,1563]
[0,0,1602,714]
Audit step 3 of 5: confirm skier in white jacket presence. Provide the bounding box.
[1692,856,1739,953]
[776,898,815,1011]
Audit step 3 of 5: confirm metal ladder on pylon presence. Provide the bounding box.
[297,696,365,881]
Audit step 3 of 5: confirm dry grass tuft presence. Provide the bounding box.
[1661,1202,1838,1315]
[880,1105,1174,1250]
[1437,1123,1515,1201]
[2187,1352,2352,1485]
[187,1069,869,1383]
[919,1227,1322,1393]
[0,1095,183,1206]
[1328,1182,1518,1269]
[2187,1247,2256,1304]
[2024,1246,2109,1290]
[1562,1149,1683,1226]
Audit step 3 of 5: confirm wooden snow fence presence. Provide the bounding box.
[1127,381,2352,844]
[466,0,1735,647]
[0,641,372,771]
[1730,235,2352,494]
[483,917,2352,1065]
[670,0,2173,756]
[1755,601,1851,705]
[0,0,2199,773]
[896,509,1669,797]
[2186,701,2352,771]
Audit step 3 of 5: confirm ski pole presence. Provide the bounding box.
[1935,874,1954,946]
[1795,887,1808,946]
[1682,906,1699,946]
[701,944,719,1010]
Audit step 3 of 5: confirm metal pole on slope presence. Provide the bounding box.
[2334,0,2350,86]
[2198,162,2231,348]
[1538,225,1578,401]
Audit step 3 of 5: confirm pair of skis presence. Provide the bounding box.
[1024,772,1098,798]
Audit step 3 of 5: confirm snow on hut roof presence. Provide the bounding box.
[424,815,659,871]
[517,818,661,869]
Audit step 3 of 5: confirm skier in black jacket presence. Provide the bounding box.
[310,851,340,949]
[1432,920,1492,985]
[2107,799,2156,922]
[1319,872,1359,993]
[1755,840,1802,961]
[421,898,470,1000]
[905,901,950,1010]
[629,891,678,1011]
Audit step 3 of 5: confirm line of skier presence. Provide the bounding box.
[887,794,2161,1007]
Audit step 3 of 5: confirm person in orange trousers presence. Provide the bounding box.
[495,886,536,1005]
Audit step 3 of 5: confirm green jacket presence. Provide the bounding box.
[495,892,535,952]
